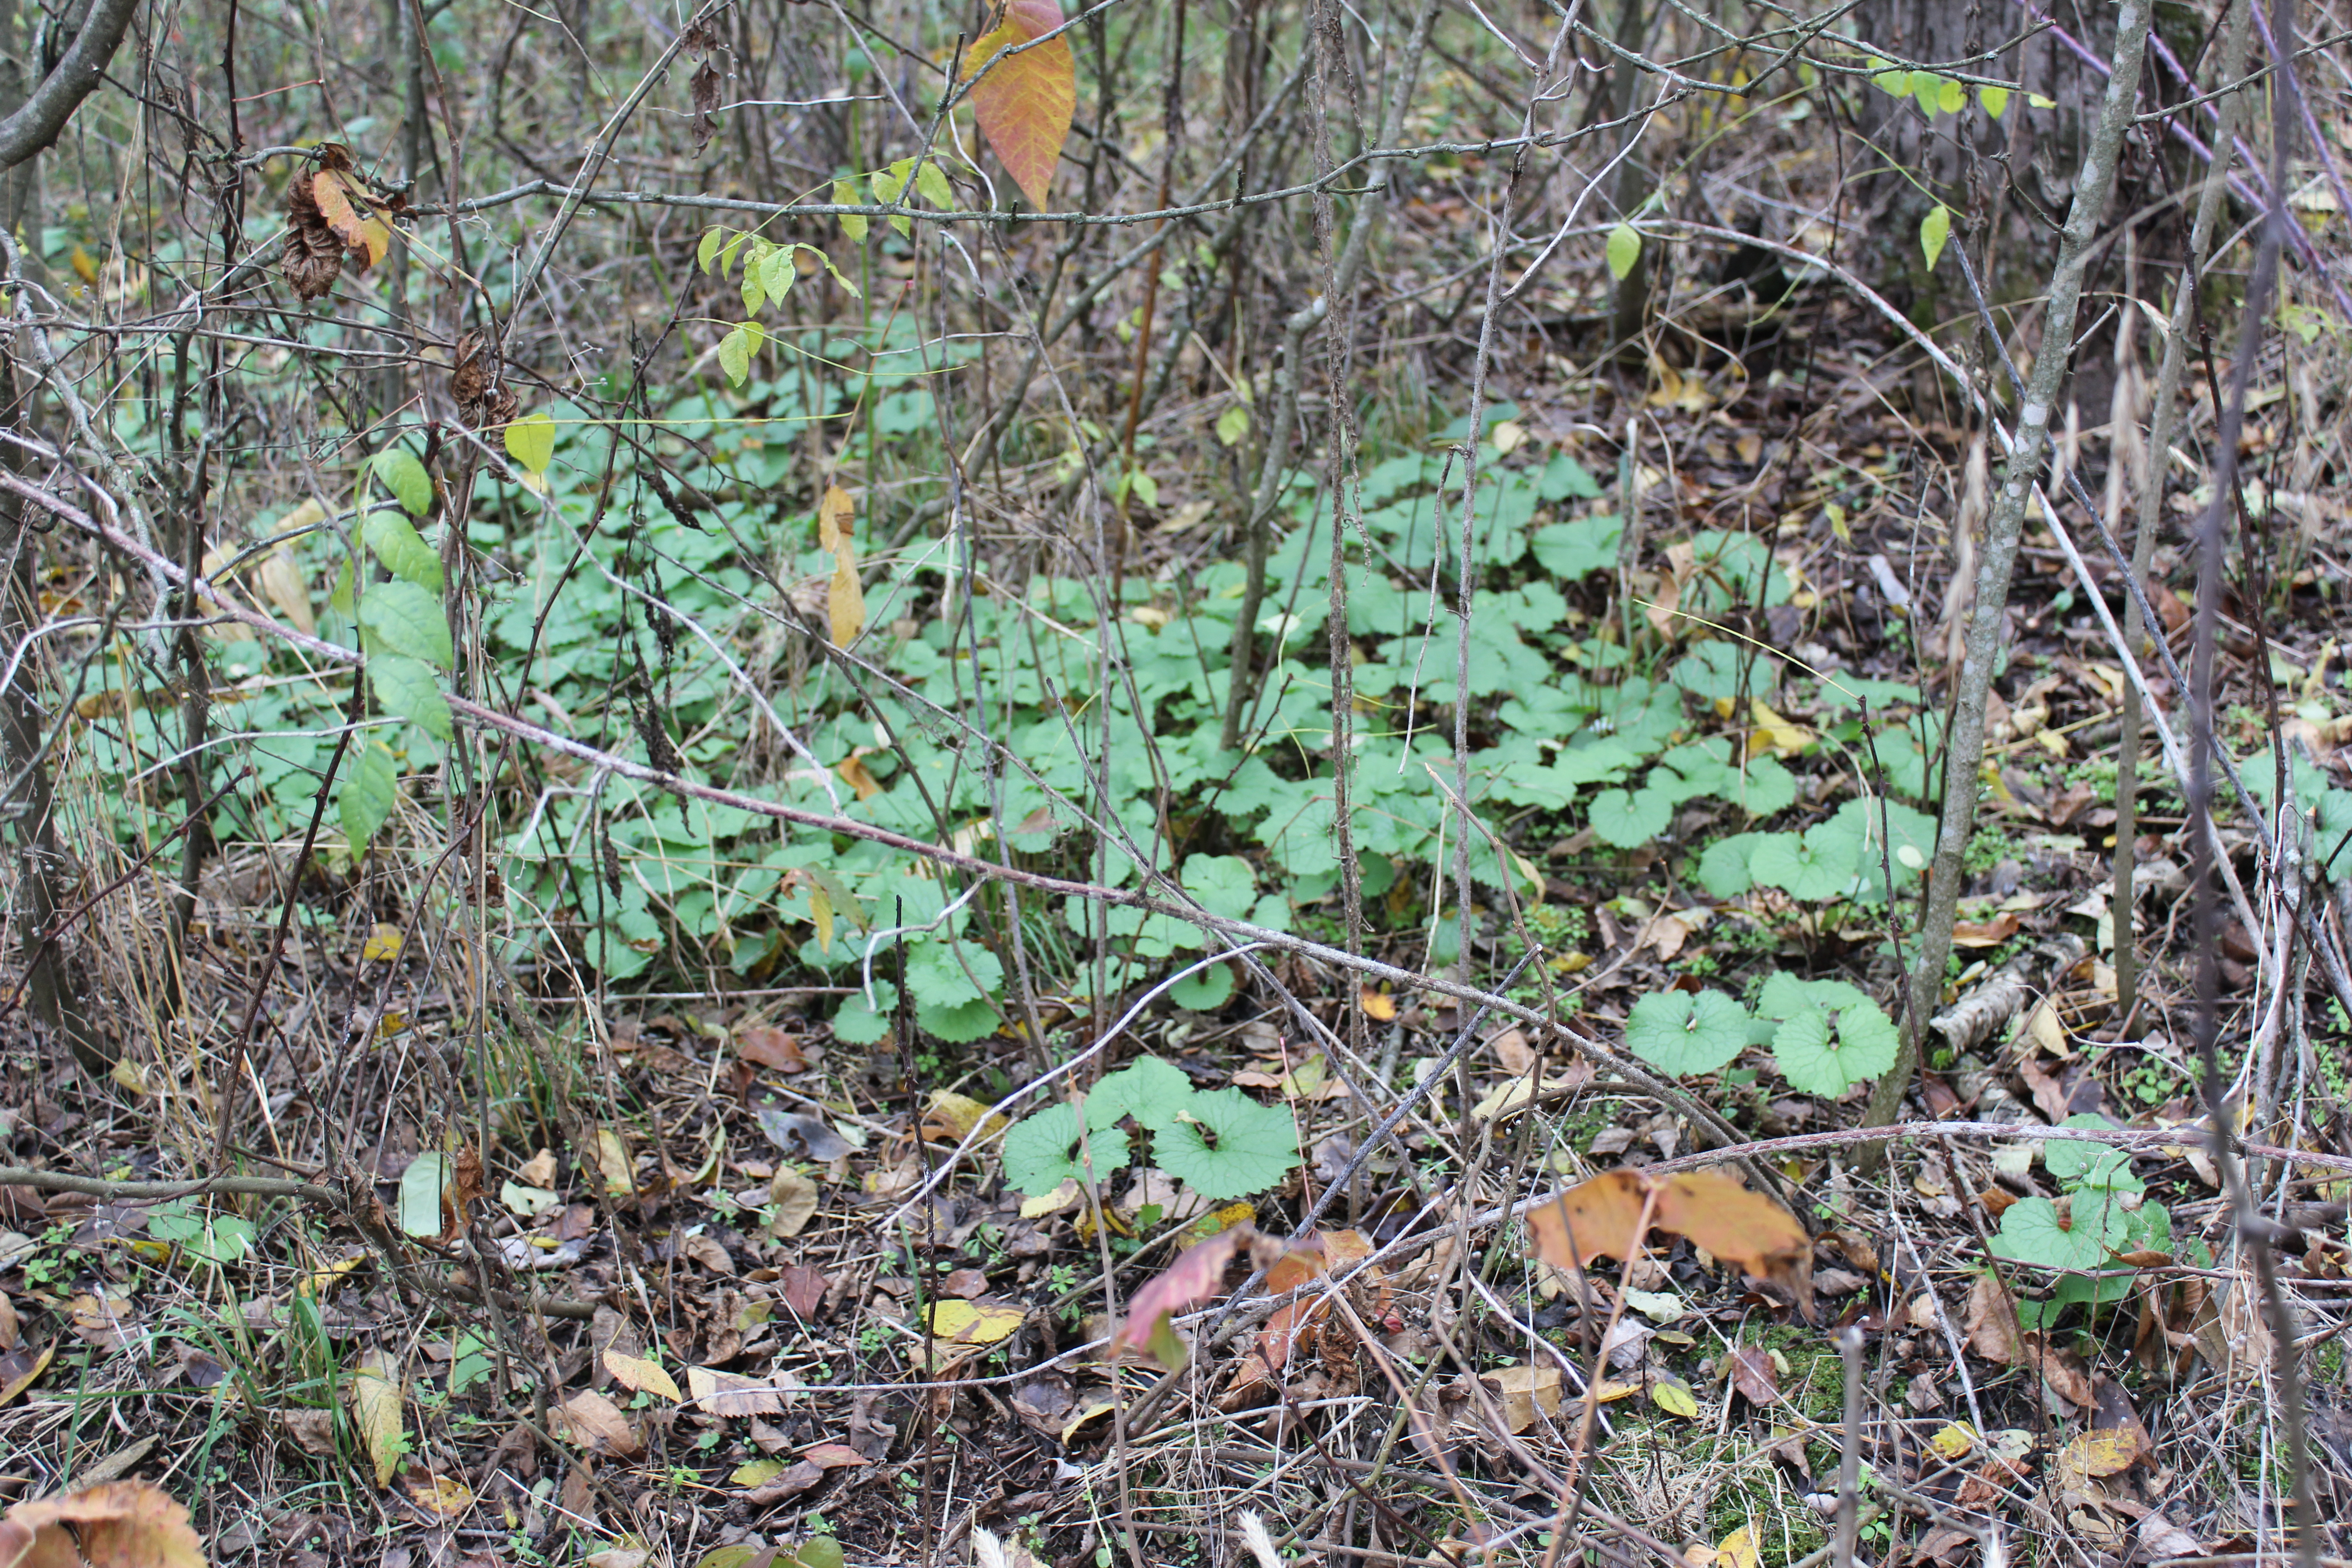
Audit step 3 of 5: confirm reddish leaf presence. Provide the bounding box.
[1263,1228,1372,1293]
[777,1264,829,1318]
[1725,1345,1779,1404]
[1114,1224,1254,1368]
[803,1442,870,1468]
[962,0,1075,209]
[736,1025,806,1072]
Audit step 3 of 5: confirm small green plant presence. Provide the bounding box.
[1989,1114,2172,1322]
[1623,971,1898,1100]
[999,1055,1299,1200]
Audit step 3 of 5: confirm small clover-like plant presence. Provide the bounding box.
[1000,1058,1300,1200]
[1754,974,1897,1098]
[1989,1114,2173,1323]
[1625,989,1751,1077]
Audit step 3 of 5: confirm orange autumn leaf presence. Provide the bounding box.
[962,0,1075,209]
[311,167,393,269]
[1527,1169,1815,1322]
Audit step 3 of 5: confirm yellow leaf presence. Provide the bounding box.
[925,1298,1027,1344]
[312,168,394,269]
[603,1348,683,1402]
[70,243,99,284]
[300,1251,367,1299]
[1930,1421,1978,1461]
[1358,987,1396,1021]
[923,1091,1011,1145]
[350,1347,407,1486]
[362,922,405,962]
[818,485,855,553]
[1650,1379,1700,1419]
[257,545,316,635]
[1020,1179,1083,1218]
[1486,1363,1563,1433]
[731,1458,789,1489]
[505,411,557,474]
[1715,1525,1759,1568]
[1176,1200,1262,1248]
[1748,698,1813,758]
[593,1127,635,1195]
[828,533,865,648]
[0,1341,54,1406]
[404,1470,475,1517]
[810,883,835,953]
[1590,1378,1641,1402]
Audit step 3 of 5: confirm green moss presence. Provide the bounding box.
[1752,1324,1844,1423]
[1697,1442,1828,1567]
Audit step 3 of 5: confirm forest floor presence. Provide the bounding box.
[4,115,2352,1568]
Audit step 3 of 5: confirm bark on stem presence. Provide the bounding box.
[2116,0,2255,1021]
[1220,0,1437,751]
[1862,0,2156,1152]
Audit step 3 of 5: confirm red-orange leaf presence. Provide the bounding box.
[1527,1169,1815,1321]
[962,0,1074,210]
[1524,1168,1650,1268]
[1114,1223,1253,1368]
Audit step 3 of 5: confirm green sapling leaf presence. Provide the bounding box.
[1002,1104,1130,1196]
[1152,1088,1298,1200]
[1625,989,1751,1076]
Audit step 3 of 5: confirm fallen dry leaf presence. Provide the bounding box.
[736,1024,806,1072]
[688,1365,791,1416]
[776,1264,828,1318]
[1723,1345,1779,1404]
[0,1479,206,1568]
[1480,1363,1563,1434]
[556,1388,643,1457]
[603,1348,682,1402]
[1528,1169,1814,1322]
[768,1168,820,1238]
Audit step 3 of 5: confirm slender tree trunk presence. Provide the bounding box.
[0,0,105,1073]
[2115,0,2256,1022]
[1862,0,2156,1152]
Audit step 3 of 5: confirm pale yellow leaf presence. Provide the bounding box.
[603,1348,682,1402]
[818,485,855,553]
[593,1127,634,1195]
[768,1168,820,1238]
[1484,1363,1562,1434]
[1748,699,1813,757]
[257,548,316,635]
[828,543,865,648]
[350,1347,406,1486]
[404,1470,475,1517]
[686,1364,790,1416]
